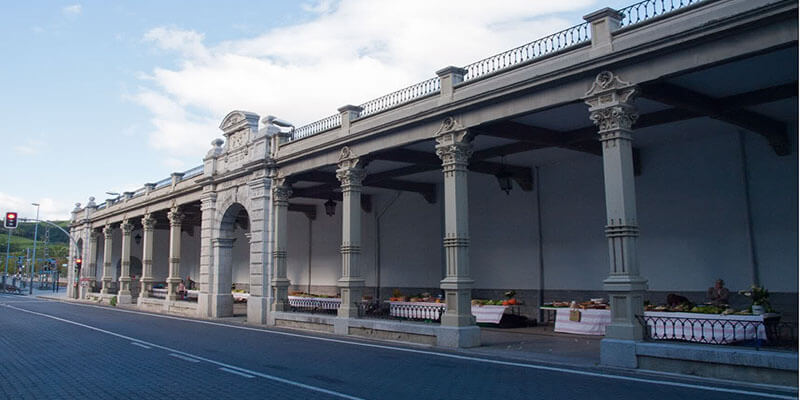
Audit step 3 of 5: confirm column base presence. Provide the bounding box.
[247,296,268,325]
[436,325,481,348]
[210,293,233,318]
[197,293,211,317]
[117,292,132,305]
[600,338,639,368]
[337,286,363,319]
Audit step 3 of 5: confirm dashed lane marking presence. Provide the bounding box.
[131,342,152,349]
[3,304,364,400]
[169,353,201,363]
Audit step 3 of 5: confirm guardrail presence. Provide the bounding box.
[292,113,342,141]
[619,0,708,28]
[357,301,444,323]
[637,314,797,350]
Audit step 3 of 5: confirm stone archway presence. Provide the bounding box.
[211,202,251,317]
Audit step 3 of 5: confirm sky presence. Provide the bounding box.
[0,0,633,221]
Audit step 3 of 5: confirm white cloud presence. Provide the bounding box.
[13,139,45,155]
[62,4,82,15]
[0,192,74,221]
[135,0,593,160]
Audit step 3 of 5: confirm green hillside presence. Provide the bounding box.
[1,222,70,274]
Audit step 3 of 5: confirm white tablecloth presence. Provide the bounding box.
[388,302,509,323]
[547,308,777,342]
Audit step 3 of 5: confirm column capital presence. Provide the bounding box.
[336,146,366,188]
[102,225,113,239]
[583,71,639,135]
[272,178,292,204]
[434,117,473,168]
[90,230,101,241]
[121,220,133,235]
[168,206,185,226]
[141,213,156,230]
[201,192,217,210]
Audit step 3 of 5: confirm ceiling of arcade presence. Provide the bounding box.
[285,45,797,205]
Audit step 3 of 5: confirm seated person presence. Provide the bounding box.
[177,281,187,299]
[706,279,730,306]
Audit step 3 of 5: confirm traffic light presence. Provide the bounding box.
[75,258,82,269]
[4,212,18,228]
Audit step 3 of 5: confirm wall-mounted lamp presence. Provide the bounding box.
[324,197,336,217]
[495,157,513,195]
[134,233,142,245]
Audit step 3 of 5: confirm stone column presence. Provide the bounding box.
[584,71,647,352]
[270,178,291,312]
[117,219,133,304]
[210,238,234,317]
[139,213,155,299]
[83,230,99,298]
[434,118,479,348]
[198,192,216,317]
[336,147,366,319]
[100,225,113,295]
[247,175,271,325]
[166,206,184,301]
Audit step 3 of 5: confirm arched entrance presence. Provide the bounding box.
[216,203,250,317]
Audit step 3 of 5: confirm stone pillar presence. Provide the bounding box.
[434,117,480,348]
[100,225,113,295]
[210,237,234,317]
[198,192,216,317]
[436,66,466,100]
[82,230,99,298]
[583,8,622,57]
[117,219,133,304]
[584,71,647,366]
[139,213,156,299]
[270,179,291,312]
[338,105,362,135]
[335,147,366,319]
[166,206,184,302]
[247,176,271,325]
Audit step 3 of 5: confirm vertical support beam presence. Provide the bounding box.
[83,230,99,298]
[100,225,113,295]
[166,206,184,302]
[198,192,216,317]
[435,117,478,327]
[117,219,133,304]
[247,174,271,325]
[139,213,155,300]
[584,71,647,365]
[336,147,366,319]
[210,237,234,317]
[271,178,292,312]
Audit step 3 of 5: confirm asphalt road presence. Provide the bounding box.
[0,294,796,400]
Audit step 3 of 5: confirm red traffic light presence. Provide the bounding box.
[75,258,83,267]
[4,212,18,228]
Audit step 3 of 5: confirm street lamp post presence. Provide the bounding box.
[3,228,10,291]
[29,203,40,295]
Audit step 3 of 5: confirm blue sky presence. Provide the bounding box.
[0,0,631,221]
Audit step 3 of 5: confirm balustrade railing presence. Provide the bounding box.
[287,296,341,314]
[292,113,342,141]
[638,314,797,350]
[357,77,441,118]
[463,22,590,82]
[357,301,444,323]
[618,0,708,28]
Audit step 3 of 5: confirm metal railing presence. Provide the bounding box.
[292,113,342,141]
[638,315,797,349]
[463,22,591,82]
[287,297,341,314]
[357,301,444,323]
[618,0,708,28]
[182,165,204,179]
[357,77,441,118]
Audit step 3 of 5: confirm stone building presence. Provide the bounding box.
[68,0,797,376]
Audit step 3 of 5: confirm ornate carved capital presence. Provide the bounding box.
[583,71,639,135]
[272,178,292,204]
[90,230,101,241]
[434,117,473,168]
[141,213,156,231]
[120,220,133,235]
[336,146,366,188]
[167,206,185,227]
[103,225,113,239]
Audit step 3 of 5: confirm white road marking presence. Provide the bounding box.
[131,342,151,349]
[3,304,364,400]
[169,353,201,363]
[219,367,255,378]
[35,298,799,400]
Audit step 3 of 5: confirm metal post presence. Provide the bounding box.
[3,229,10,291]
[29,204,40,295]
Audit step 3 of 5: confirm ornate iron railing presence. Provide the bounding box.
[357,77,441,118]
[463,22,591,82]
[357,301,445,323]
[638,315,797,349]
[292,113,342,141]
[618,0,708,28]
